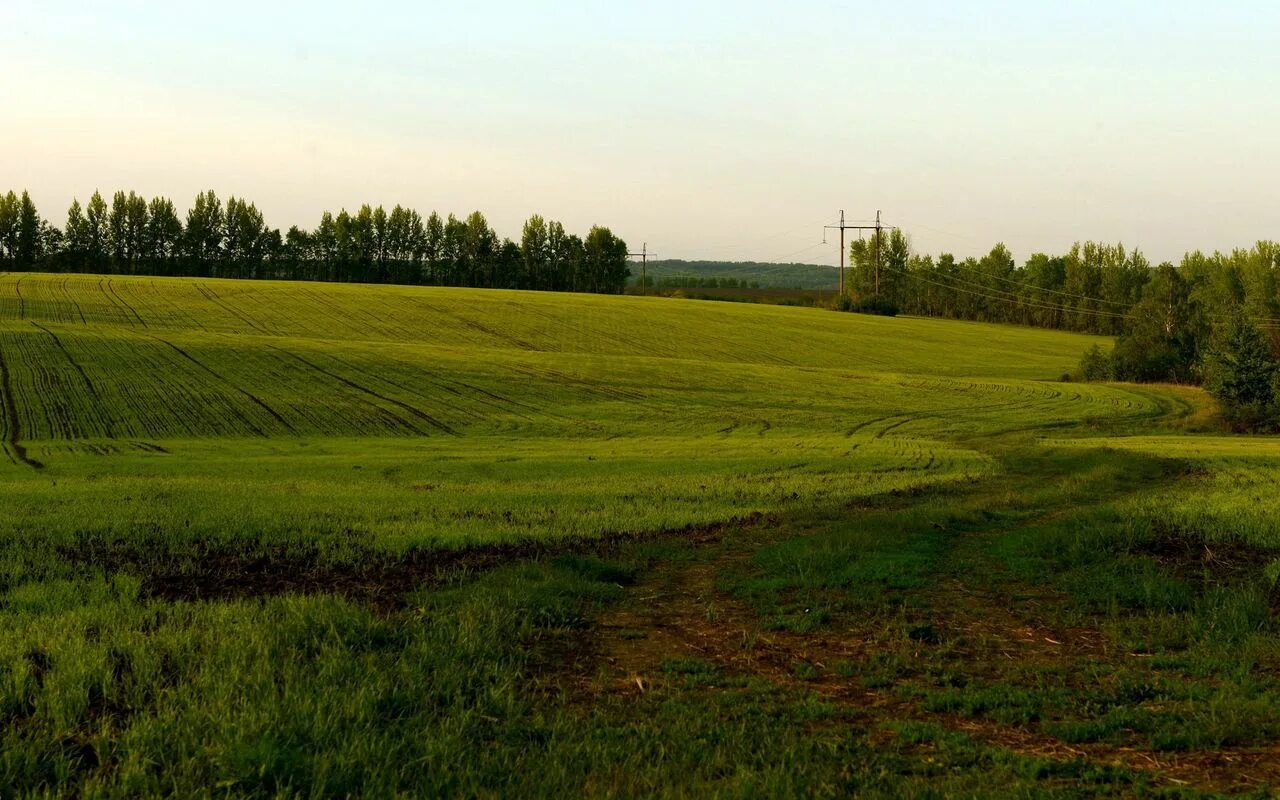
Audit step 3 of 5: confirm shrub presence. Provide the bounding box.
[1077,345,1113,381]
[1203,314,1280,431]
[850,296,899,317]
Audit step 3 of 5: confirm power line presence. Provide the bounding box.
[899,261,1098,311]
[904,221,987,244]
[824,210,896,296]
[932,256,1136,309]
[769,240,833,262]
[895,259,1280,326]
[627,243,655,295]
[891,262,1280,332]
[881,261,1136,321]
[699,223,819,253]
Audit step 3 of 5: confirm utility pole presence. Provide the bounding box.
[874,210,882,297]
[628,243,654,296]
[825,211,895,297]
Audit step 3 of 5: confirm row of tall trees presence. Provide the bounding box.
[846,231,1280,425]
[0,190,631,294]
[845,231,1280,339]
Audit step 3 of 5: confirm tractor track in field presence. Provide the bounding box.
[149,279,209,331]
[31,322,100,400]
[578,556,1280,796]
[105,279,147,327]
[0,339,43,469]
[372,347,551,421]
[569,520,1272,794]
[146,334,293,435]
[30,321,114,439]
[133,513,772,609]
[426,304,542,352]
[60,277,88,324]
[265,344,457,436]
[97,278,133,327]
[319,350,500,426]
[196,283,270,335]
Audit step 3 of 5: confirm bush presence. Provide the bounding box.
[1203,314,1280,431]
[1076,345,1113,381]
[1110,336,1190,383]
[849,296,899,317]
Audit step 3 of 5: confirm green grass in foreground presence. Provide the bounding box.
[3,273,1279,796]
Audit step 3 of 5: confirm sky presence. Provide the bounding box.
[3,1,1278,266]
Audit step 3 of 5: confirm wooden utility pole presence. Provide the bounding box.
[874,210,882,297]
[628,243,653,295]
[825,211,894,297]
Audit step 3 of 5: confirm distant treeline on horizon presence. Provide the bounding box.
[842,230,1280,337]
[635,260,837,290]
[5,189,1279,347]
[0,190,630,293]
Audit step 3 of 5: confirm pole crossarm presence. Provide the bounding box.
[628,243,654,295]
[824,210,898,297]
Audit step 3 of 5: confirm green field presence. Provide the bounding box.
[3,273,1279,797]
[0,274,1150,562]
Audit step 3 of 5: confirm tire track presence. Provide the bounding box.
[428,304,542,351]
[319,352,485,427]
[97,278,135,327]
[0,340,43,469]
[30,322,100,399]
[297,287,391,339]
[511,364,649,402]
[265,345,456,435]
[14,277,24,319]
[845,415,898,437]
[196,283,270,335]
[150,280,208,331]
[145,334,293,436]
[60,277,87,324]
[20,327,78,439]
[106,279,148,327]
[30,322,115,438]
[373,348,549,421]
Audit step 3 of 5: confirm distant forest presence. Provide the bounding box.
[635,260,837,290]
[843,230,1280,338]
[843,231,1280,416]
[0,190,630,293]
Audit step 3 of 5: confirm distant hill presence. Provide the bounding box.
[634,260,839,290]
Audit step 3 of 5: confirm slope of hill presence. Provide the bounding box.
[12,273,1272,797]
[0,274,1139,445]
[0,271,1158,551]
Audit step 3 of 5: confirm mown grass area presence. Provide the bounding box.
[3,273,1278,796]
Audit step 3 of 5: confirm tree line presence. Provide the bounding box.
[642,275,765,289]
[0,189,631,293]
[844,231,1280,427]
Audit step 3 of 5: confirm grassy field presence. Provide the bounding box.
[2,273,1279,796]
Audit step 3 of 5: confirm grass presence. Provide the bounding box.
[0,274,1151,591]
[2,272,1279,796]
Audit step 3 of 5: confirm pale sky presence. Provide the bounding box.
[4,1,1278,265]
